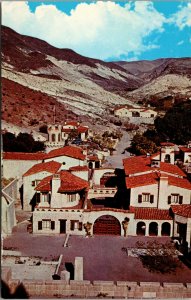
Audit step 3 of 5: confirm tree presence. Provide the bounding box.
[3,132,45,153]
[39,124,48,134]
[130,133,159,155]
[144,101,191,145]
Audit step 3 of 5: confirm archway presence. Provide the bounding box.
[149,222,158,236]
[165,154,171,163]
[161,222,171,236]
[136,222,146,236]
[93,215,121,235]
[52,134,56,142]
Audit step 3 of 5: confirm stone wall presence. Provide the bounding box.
[6,277,191,299]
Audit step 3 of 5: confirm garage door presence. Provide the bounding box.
[93,215,121,235]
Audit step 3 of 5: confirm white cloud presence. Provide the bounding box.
[2,1,166,60]
[177,40,184,46]
[171,3,191,29]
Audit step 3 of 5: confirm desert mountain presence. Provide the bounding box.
[2,25,191,128]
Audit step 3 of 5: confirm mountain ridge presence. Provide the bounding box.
[2,25,191,128]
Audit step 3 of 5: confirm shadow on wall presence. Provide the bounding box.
[19,185,23,210]
[1,280,29,299]
[65,262,74,280]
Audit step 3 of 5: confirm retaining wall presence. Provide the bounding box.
[6,278,191,298]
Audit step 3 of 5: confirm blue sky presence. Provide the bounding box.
[2,1,191,61]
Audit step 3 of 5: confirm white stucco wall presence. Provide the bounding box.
[160,147,175,164]
[92,168,115,185]
[70,170,89,181]
[23,171,53,211]
[130,184,158,207]
[158,184,191,209]
[3,159,42,183]
[44,155,85,169]
[114,108,131,117]
[32,208,135,236]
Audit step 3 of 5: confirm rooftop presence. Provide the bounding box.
[171,204,191,218]
[123,155,185,177]
[179,147,191,153]
[45,145,86,161]
[130,207,172,220]
[35,170,89,193]
[23,161,61,177]
[3,152,45,161]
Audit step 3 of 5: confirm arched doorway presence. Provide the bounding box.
[93,215,121,235]
[149,222,158,236]
[161,222,171,236]
[136,222,146,236]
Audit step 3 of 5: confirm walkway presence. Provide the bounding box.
[104,131,132,168]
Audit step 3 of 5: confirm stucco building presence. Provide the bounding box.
[45,122,90,152]
[14,143,190,248]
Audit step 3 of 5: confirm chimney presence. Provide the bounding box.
[158,175,168,209]
[51,173,60,194]
[51,173,61,208]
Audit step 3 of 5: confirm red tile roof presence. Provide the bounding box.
[179,147,191,153]
[45,146,85,161]
[23,161,61,177]
[168,175,191,190]
[123,155,185,177]
[159,162,185,177]
[123,156,152,175]
[3,152,45,161]
[77,126,88,133]
[125,172,159,188]
[88,155,100,161]
[35,170,89,193]
[65,121,79,126]
[125,171,191,190]
[61,128,72,133]
[171,204,191,218]
[160,142,175,146]
[69,166,89,171]
[130,207,172,220]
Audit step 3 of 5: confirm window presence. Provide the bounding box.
[168,194,183,204]
[42,193,49,202]
[68,194,76,202]
[38,221,42,230]
[142,194,150,202]
[32,180,41,187]
[42,220,51,229]
[138,194,154,203]
[51,221,55,230]
[71,220,81,231]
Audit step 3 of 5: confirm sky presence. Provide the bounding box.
[2,1,191,62]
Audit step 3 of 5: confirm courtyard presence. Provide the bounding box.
[2,218,191,283]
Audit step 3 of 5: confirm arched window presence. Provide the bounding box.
[136,222,146,236]
[52,134,55,142]
[149,222,158,236]
[161,222,171,236]
[165,154,171,163]
[58,133,61,142]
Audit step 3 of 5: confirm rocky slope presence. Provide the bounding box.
[2,25,191,129]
